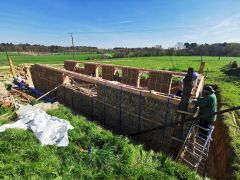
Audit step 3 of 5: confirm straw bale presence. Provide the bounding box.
[102,65,115,80]
[148,71,172,93]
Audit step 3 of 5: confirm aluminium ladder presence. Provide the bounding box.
[176,122,214,177]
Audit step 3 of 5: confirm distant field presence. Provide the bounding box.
[0,52,101,66]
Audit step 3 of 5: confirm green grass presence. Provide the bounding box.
[0,105,199,179]
[0,52,101,66]
[98,55,240,178]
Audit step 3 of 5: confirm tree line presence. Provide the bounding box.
[1,42,240,57]
[0,43,98,54]
[113,43,240,58]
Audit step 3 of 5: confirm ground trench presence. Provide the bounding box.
[206,85,235,179]
[30,64,234,179]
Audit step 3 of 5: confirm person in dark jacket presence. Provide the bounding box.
[192,86,217,136]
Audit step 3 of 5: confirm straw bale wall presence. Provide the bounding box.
[30,64,192,153]
[64,60,78,71]
[96,84,183,151]
[31,65,64,93]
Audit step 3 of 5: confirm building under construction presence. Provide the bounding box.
[30,61,205,154]
[0,59,233,178]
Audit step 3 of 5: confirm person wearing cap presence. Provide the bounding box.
[192,86,217,131]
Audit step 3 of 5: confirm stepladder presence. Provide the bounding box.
[176,122,214,177]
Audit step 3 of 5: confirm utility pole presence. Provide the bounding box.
[68,32,76,60]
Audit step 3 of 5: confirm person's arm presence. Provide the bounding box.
[193,96,211,108]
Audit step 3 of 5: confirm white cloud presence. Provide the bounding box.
[201,12,240,36]
[110,20,133,25]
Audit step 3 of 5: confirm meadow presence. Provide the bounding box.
[0,53,239,178]
[0,105,199,179]
[0,52,101,66]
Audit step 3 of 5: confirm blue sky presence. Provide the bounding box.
[1,0,240,48]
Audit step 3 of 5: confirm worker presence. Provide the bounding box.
[173,72,198,97]
[175,79,183,97]
[192,86,217,137]
[191,72,199,88]
[113,71,120,81]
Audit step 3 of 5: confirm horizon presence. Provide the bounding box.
[1,0,240,48]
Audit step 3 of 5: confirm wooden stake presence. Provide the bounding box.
[36,84,63,101]
[10,95,17,109]
[8,58,16,78]
[198,62,205,74]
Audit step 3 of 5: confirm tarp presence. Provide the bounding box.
[0,105,73,147]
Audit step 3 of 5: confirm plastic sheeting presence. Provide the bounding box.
[0,104,73,147]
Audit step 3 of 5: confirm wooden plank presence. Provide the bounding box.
[195,75,205,98]
[177,110,194,116]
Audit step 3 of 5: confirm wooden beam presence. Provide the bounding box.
[171,136,184,143]
[36,83,63,101]
[177,110,194,116]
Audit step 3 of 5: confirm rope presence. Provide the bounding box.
[137,91,142,135]
[119,86,123,132]
[162,94,173,141]
[91,96,94,120]
[103,82,107,125]
[91,96,163,127]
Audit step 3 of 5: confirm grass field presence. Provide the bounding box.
[0,52,101,66]
[0,54,239,178]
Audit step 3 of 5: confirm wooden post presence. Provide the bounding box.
[198,62,205,74]
[171,68,193,156]
[8,58,16,78]
[136,71,141,88]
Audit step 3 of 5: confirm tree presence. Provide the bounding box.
[175,42,184,56]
